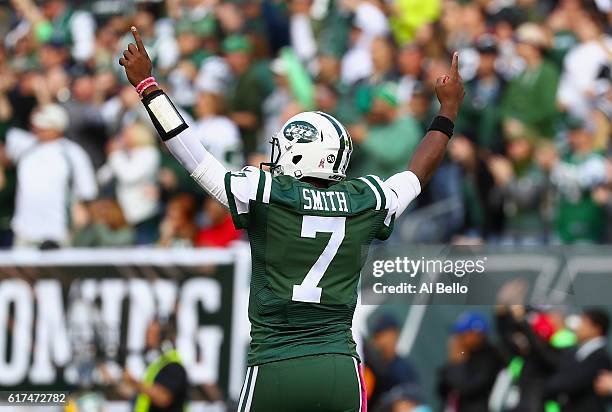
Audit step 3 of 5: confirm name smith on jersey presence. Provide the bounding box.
[301,188,349,212]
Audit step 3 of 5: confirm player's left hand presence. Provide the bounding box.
[119,27,153,87]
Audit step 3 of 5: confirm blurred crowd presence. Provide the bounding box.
[365,303,612,412]
[0,0,610,249]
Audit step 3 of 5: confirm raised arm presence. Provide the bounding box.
[409,52,465,185]
[385,53,464,216]
[119,27,229,207]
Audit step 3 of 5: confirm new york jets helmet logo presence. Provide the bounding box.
[283,121,319,143]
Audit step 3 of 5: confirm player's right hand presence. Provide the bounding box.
[119,27,153,87]
[435,52,465,120]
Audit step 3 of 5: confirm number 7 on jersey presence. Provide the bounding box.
[292,216,346,303]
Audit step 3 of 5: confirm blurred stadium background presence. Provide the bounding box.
[0,0,611,411]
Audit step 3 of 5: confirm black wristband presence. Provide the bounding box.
[428,115,455,139]
[142,90,188,141]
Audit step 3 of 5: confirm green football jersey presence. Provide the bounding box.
[225,166,398,366]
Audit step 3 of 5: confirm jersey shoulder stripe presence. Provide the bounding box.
[225,166,270,229]
[357,177,381,210]
[261,170,271,203]
[359,175,390,211]
[363,175,388,209]
[369,175,393,210]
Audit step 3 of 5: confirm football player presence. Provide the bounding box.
[120,27,464,412]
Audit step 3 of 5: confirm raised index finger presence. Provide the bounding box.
[131,26,146,53]
[450,52,459,79]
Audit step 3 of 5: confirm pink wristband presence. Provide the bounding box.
[136,77,158,97]
[136,76,155,92]
[136,79,158,96]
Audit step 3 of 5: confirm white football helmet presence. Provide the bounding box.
[263,111,353,181]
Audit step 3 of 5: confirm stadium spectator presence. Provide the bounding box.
[340,0,388,85]
[194,197,241,248]
[489,135,547,244]
[316,50,345,96]
[193,90,243,170]
[63,73,109,169]
[72,198,135,247]
[447,135,503,242]
[540,118,607,243]
[496,303,571,412]
[364,313,420,411]
[350,83,422,180]
[500,23,560,141]
[455,34,506,151]
[223,35,270,155]
[3,104,97,248]
[358,36,397,97]
[121,316,189,412]
[438,311,502,412]
[396,43,425,109]
[98,122,161,245]
[544,309,612,412]
[260,56,295,149]
[288,0,318,67]
[557,10,612,119]
[379,383,432,412]
[388,0,441,46]
[101,84,146,136]
[10,0,96,63]
[158,193,197,248]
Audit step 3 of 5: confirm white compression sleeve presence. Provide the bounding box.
[164,132,229,208]
[385,171,422,218]
[189,151,229,208]
[163,127,208,174]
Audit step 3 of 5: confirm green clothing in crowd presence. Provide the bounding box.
[227,65,272,154]
[353,116,422,180]
[555,152,606,244]
[455,76,505,150]
[502,163,546,238]
[549,30,578,70]
[73,224,135,248]
[500,61,560,139]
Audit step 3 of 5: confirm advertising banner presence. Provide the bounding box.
[0,246,251,403]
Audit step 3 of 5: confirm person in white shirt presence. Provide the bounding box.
[557,11,612,118]
[10,0,96,63]
[340,1,390,85]
[192,90,243,170]
[97,122,161,245]
[6,104,98,248]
